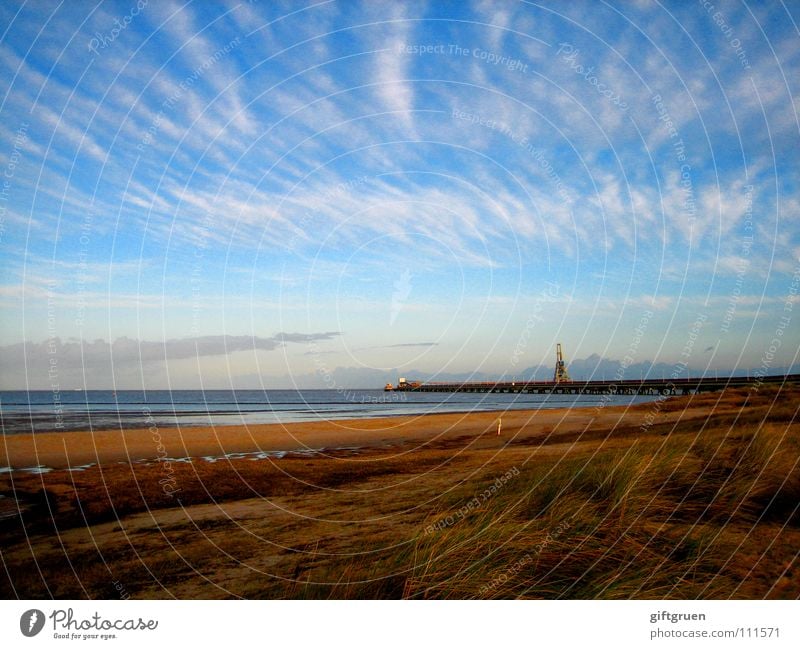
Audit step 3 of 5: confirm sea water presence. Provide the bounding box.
[0,389,658,434]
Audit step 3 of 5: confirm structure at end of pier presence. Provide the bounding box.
[553,343,571,383]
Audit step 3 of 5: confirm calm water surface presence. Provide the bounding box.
[0,389,658,434]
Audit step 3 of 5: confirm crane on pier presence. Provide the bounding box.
[553,343,572,383]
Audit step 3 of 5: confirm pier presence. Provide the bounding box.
[384,344,799,396]
[389,373,799,395]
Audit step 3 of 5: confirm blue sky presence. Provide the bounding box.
[0,0,798,389]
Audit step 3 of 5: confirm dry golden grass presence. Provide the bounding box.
[1,384,798,599]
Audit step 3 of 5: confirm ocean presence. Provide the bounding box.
[0,389,659,435]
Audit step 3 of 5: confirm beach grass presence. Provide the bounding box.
[1,385,798,599]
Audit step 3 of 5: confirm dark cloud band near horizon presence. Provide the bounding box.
[0,332,342,389]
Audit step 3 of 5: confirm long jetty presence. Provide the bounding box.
[391,374,799,396]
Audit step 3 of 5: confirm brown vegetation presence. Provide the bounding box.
[1,385,798,599]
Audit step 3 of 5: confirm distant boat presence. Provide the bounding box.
[384,383,394,391]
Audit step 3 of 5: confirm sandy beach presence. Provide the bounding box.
[1,399,710,470]
[2,385,798,599]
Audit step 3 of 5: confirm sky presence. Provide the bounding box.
[0,0,798,389]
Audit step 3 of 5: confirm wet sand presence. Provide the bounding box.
[1,397,716,470]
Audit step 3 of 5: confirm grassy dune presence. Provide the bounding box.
[1,385,798,599]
